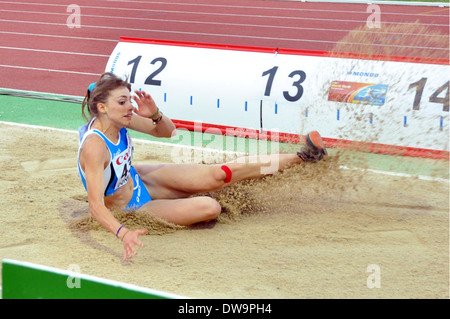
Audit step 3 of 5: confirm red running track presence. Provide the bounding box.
[0,0,448,96]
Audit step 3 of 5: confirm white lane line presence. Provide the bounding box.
[1,0,448,17]
[0,65,100,76]
[0,46,109,57]
[104,0,450,13]
[0,9,447,38]
[0,7,447,27]
[0,19,447,50]
[340,165,449,183]
[1,121,447,183]
[0,121,242,156]
[0,31,118,43]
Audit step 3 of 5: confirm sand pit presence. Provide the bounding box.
[0,122,448,298]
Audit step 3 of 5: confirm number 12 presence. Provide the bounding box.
[127,56,167,86]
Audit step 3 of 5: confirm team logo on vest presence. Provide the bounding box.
[113,146,133,189]
[116,151,131,165]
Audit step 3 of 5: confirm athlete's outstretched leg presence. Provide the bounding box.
[134,131,327,225]
[135,131,327,200]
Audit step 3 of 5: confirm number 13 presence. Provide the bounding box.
[262,66,306,102]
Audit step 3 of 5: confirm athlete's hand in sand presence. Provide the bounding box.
[132,90,158,119]
[122,229,148,261]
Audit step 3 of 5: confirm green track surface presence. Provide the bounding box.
[0,90,448,181]
[1,259,180,299]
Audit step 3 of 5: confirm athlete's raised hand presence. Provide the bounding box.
[132,90,158,119]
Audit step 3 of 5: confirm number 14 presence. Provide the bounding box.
[408,78,449,112]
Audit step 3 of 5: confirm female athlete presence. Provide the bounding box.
[77,72,327,261]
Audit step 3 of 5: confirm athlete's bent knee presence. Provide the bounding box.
[199,197,221,221]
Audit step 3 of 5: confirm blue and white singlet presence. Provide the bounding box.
[77,119,152,211]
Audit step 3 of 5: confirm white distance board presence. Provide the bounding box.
[105,38,449,155]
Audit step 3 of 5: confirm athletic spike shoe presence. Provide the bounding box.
[297,131,328,162]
